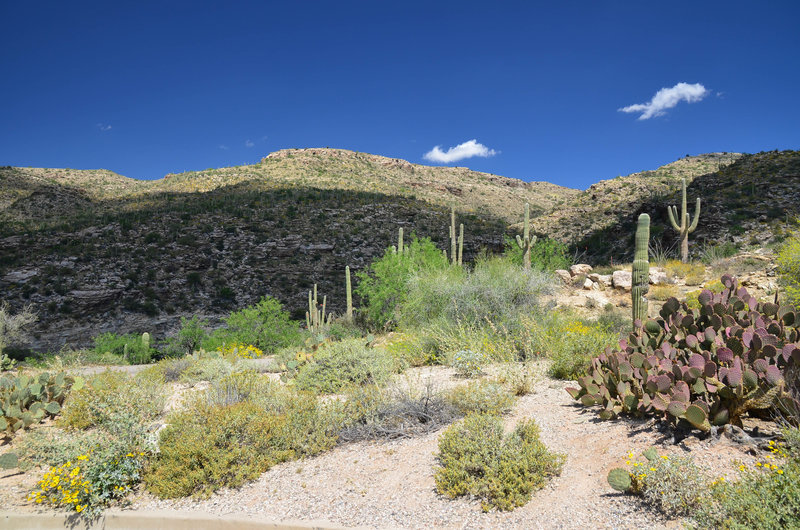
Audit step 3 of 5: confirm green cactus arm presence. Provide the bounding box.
[398,227,404,253]
[515,234,525,249]
[523,202,530,241]
[667,204,682,231]
[688,197,701,232]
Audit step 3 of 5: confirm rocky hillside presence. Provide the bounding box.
[1,149,798,353]
[0,149,571,352]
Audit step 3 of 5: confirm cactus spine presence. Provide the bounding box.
[345,266,353,322]
[667,178,701,263]
[515,202,537,270]
[632,213,650,327]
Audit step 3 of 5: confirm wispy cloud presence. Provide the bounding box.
[96,123,112,131]
[218,144,229,150]
[245,139,255,148]
[423,139,498,164]
[619,82,709,120]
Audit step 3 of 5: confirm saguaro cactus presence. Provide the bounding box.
[306,284,332,334]
[632,213,650,327]
[345,266,353,322]
[515,202,537,270]
[397,227,404,254]
[457,223,464,266]
[667,178,701,263]
[449,205,457,265]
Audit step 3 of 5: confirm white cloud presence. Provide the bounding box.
[96,123,112,131]
[423,139,498,164]
[619,82,709,120]
[218,144,229,150]
[245,139,255,148]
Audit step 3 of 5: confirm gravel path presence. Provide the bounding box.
[131,374,683,529]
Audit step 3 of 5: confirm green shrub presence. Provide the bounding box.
[204,296,301,354]
[778,228,800,309]
[527,312,618,380]
[503,236,570,271]
[293,339,395,394]
[92,332,152,364]
[494,362,540,396]
[59,371,164,432]
[145,402,292,498]
[451,349,488,377]
[400,256,553,330]
[446,380,515,416]
[164,316,209,357]
[384,332,441,367]
[434,414,565,511]
[355,236,450,330]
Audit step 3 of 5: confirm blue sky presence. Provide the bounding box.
[1,1,798,190]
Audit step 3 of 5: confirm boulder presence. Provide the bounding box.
[649,270,668,285]
[582,278,594,290]
[570,264,593,277]
[612,270,632,290]
[589,273,613,287]
[554,270,571,283]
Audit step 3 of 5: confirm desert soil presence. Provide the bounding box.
[1,363,774,529]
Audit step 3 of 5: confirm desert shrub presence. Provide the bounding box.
[29,448,146,517]
[293,339,395,394]
[446,380,515,416]
[503,236,570,271]
[699,241,739,264]
[356,236,450,330]
[494,362,540,396]
[384,332,441,367]
[526,312,618,380]
[160,357,192,382]
[219,342,264,359]
[59,371,164,432]
[339,383,459,442]
[177,356,235,384]
[204,371,260,407]
[778,228,800,309]
[400,256,553,330]
[420,317,524,364]
[608,448,707,517]
[664,260,705,282]
[434,414,565,511]
[92,332,152,364]
[163,315,209,357]
[204,296,301,354]
[451,349,488,377]
[649,284,680,301]
[145,402,292,498]
[0,301,36,370]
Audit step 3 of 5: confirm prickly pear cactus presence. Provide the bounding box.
[0,371,83,437]
[567,274,800,431]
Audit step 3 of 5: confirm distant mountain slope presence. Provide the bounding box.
[1,149,797,353]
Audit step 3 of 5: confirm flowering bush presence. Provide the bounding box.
[28,449,146,517]
[220,342,264,359]
[451,349,488,377]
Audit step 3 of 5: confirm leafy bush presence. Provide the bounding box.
[526,312,619,380]
[204,296,301,354]
[355,236,450,330]
[648,284,681,301]
[434,414,565,511]
[92,332,152,364]
[451,349,488,377]
[0,301,36,370]
[446,380,515,416]
[145,401,292,498]
[494,362,540,396]
[400,256,553,330]
[147,382,341,498]
[665,260,705,283]
[779,228,800,309]
[607,448,706,516]
[164,315,209,357]
[503,236,570,271]
[28,449,146,517]
[567,275,800,430]
[384,332,441,367]
[59,371,164,432]
[293,339,395,394]
[700,241,739,264]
